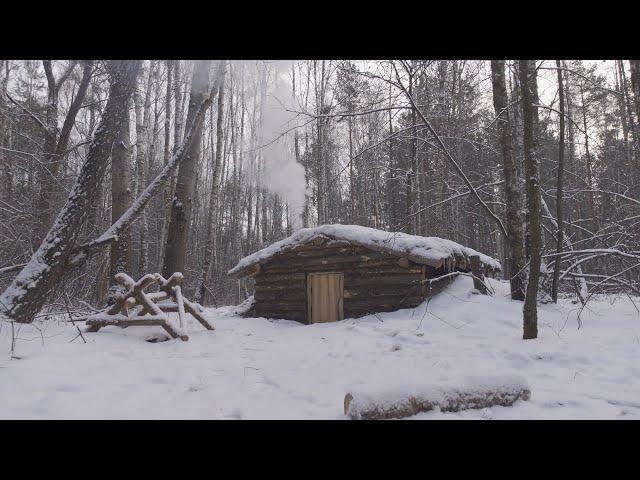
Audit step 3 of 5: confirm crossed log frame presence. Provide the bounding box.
[85,272,215,341]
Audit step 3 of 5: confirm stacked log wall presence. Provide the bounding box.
[250,239,488,323]
[252,241,429,323]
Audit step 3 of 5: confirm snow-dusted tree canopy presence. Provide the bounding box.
[0,59,639,327]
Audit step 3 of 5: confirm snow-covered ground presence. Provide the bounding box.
[1,276,639,419]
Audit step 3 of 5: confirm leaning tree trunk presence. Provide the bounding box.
[0,60,142,323]
[162,60,213,278]
[518,59,541,340]
[490,60,525,301]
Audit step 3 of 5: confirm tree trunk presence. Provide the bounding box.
[133,62,154,275]
[108,94,133,301]
[158,60,173,271]
[162,60,213,278]
[579,83,597,234]
[518,60,541,340]
[551,60,566,303]
[629,60,640,125]
[196,64,226,304]
[490,60,525,301]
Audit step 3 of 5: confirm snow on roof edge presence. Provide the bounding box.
[228,224,501,277]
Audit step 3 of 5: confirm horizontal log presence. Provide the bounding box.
[86,317,167,326]
[85,317,189,341]
[343,306,421,318]
[264,252,394,270]
[344,287,423,299]
[276,245,369,259]
[260,261,409,274]
[255,301,306,311]
[253,310,307,322]
[261,264,344,274]
[254,272,306,284]
[352,259,417,269]
[254,260,422,285]
[343,267,423,276]
[254,282,305,292]
[344,274,423,287]
[287,239,351,251]
[254,290,307,301]
[344,376,531,419]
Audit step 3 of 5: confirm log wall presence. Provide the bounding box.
[251,239,443,323]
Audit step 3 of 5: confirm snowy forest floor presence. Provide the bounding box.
[1,277,640,419]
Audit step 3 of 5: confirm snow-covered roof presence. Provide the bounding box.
[228,224,501,277]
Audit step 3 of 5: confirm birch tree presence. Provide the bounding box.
[162,60,218,278]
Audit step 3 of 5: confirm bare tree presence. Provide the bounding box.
[518,60,541,340]
[629,60,640,124]
[491,60,525,301]
[32,61,94,243]
[551,60,566,302]
[162,60,217,278]
[196,63,227,304]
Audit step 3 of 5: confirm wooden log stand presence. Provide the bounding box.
[85,272,215,341]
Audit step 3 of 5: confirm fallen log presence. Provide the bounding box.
[344,375,530,420]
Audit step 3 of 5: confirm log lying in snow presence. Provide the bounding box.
[344,375,531,420]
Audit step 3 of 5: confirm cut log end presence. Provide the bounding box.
[344,393,354,416]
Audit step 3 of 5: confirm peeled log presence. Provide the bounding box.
[344,375,530,420]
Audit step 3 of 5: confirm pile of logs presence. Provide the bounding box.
[85,272,214,341]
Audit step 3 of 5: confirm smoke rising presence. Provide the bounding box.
[258,60,308,229]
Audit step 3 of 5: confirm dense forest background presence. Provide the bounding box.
[1,60,638,329]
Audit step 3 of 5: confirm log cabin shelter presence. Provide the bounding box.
[228,224,501,325]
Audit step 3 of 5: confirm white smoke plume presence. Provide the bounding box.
[258,60,309,229]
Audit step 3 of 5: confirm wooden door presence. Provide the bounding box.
[307,272,344,324]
